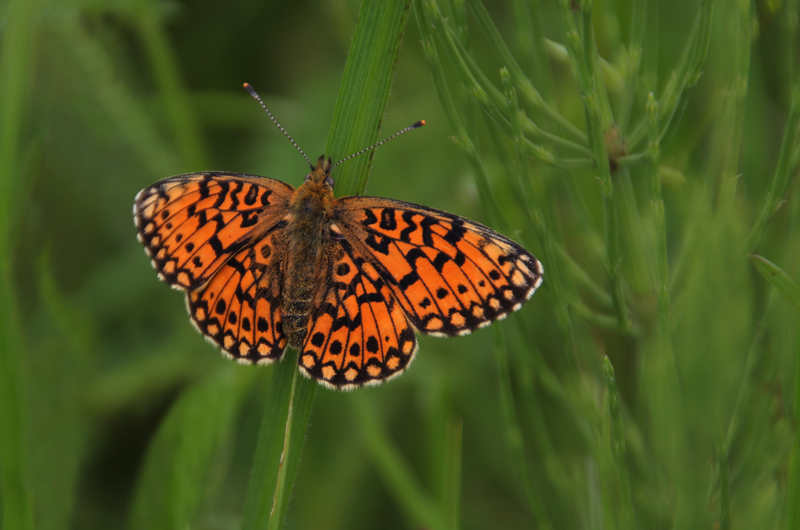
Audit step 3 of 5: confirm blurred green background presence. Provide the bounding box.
[2,0,800,528]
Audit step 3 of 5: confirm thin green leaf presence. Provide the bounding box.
[788,309,800,529]
[627,0,713,149]
[745,77,800,252]
[0,0,38,528]
[717,442,730,530]
[603,357,635,530]
[325,0,414,196]
[750,255,800,308]
[240,359,302,530]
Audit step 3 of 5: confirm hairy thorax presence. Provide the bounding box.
[282,161,336,348]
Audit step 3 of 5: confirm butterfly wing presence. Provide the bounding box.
[134,172,294,290]
[186,222,288,362]
[298,237,417,389]
[134,172,294,361]
[335,197,543,337]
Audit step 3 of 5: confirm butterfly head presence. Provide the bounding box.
[293,155,335,217]
[304,155,334,189]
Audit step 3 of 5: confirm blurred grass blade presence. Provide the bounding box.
[717,442,730,530]
[749,255,800,308]
[31,252,92,530]
[556,0,629,331]
[744,78,800,251]
[134,8,208,168]
[130,368,253,530]
[789,309,800,530]
[466,0,586,144]
[716,0,752,213]
[442,417,462,530]
[60,19,181,176]
[493,327,551,528]
[0,0,38,528]
[617,0,647,133]
[241,0,412,528]
[627,0,713,149]
[354,396,447,530]
[416,1,512,230]
[603,358,635,530]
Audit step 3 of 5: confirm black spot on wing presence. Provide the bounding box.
[379,208,397,230]
[244,184,259,205]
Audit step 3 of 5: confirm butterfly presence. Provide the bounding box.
[133,85,543,390]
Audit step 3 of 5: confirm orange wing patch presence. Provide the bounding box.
[187,224,288,363]
[134,172,293,290]
[298,239,417,389]
[336,197,543,336]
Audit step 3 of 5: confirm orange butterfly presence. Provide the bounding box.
[133,85,543,390]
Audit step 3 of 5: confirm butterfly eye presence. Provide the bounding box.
[325,176,334,187]
[304,174,312,182]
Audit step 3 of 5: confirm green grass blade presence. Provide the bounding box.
[240,358,300,530]
[627,0,713,149]
[325,0,414,196]
[60,19,181,176]
[750,255,800,308]
[466,0,586,144]
[617,0,647,133]
[745,78,800,252]
[716,0,752,213]
[30,252,93,530]
[603,357,635,530]
[354,396,447,530]
[268,371,316,529]
[557,0,629,331]
[493,327,552,528]
[129,368,253,530]
[241,1,411,527]
[788,310,800,529]
[717,442,730,530]
[442,417,462,530]
[0,0,38,528]
[416,2,511,229]
[135,10,209,168]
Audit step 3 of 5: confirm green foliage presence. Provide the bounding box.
[1,0,799,528]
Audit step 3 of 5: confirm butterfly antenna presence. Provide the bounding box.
[331,120,426,170]
[243,83,313,169]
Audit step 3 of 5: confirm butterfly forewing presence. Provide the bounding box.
[298,238,417,389]
[134,172,294,290]
[336,197,543,337]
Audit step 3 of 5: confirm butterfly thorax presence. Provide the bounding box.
[282,156,336,347]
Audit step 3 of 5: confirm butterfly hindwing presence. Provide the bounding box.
[298,238,417,389]
[187,223,288,362]
[134,172,294,291]
[336,197,543,337]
